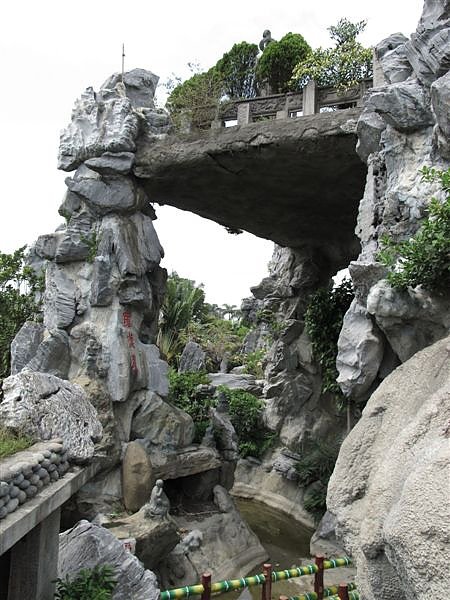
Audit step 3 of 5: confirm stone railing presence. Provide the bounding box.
[203,78,372,129]
[0,439,70,520]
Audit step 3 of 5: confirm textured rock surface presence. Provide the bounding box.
[0,372,102,463]
[105,508,180,570]
[135,109,366,272]
[159,487,267,587]
[59,520,160,600]
[337,0,450,401]
[178,341,206,373]
[328,335,450,600]
[122,441,153,512]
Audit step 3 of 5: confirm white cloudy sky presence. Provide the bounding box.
[1,1,423,305]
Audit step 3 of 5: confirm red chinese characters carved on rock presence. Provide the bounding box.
[122,310,132,328]
[130,353,138,373]
[127,331,135,348]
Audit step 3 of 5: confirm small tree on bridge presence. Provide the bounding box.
[291,18,373,90]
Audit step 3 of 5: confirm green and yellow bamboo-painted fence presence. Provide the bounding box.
[160,556,355,600]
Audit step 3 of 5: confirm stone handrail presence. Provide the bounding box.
[0,439,70,520]
[207,79,373,129]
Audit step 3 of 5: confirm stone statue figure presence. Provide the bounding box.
[259,30,275,52]
[144,479,170,519]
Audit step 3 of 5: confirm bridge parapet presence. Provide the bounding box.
[190,78,373,131]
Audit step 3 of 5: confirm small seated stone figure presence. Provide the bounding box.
[144,479,170,520]
[259,30,275,52]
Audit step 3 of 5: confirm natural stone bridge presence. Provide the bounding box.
[135,106,367,273]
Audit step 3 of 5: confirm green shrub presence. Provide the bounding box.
[292,18,372,90]
[0,427,34,459]
[215,41,259,99]
[377,167,450,294]
[0,246,44,381]
[256,32,311,93]
[218,386,275,458]
[168,370,212,442]
[295,438,341,520]
[54,564,116,600]
[304,279,354,396]
[242,349,266,378]
[168,373,275,457]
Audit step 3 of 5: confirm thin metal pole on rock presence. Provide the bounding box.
[314,555,324,599]
[121,44,125,82]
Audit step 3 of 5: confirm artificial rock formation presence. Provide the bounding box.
[328,335,450,600]
[337,0,450,402]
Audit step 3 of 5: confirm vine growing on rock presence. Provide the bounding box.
[304,278,354,397]
[378,167,450,294]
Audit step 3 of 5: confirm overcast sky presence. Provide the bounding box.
[1,1,423,305]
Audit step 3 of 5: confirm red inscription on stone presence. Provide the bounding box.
[127,331,135,348]
[122,310,132,328]
[130,353,138,373]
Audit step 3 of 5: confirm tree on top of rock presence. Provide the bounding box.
[291,18,373,90]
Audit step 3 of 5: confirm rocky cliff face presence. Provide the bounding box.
[326,2,450,597]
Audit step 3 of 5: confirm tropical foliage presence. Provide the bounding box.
[295,438,341,520]
[291,18,373,90]
[378,167,450,294]
[0,246,43,381]
[304,279,354,396]
[168,370,212,442]
[54,565,116,600]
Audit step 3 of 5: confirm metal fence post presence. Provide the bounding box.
[262,563,272,600]
[314,555,324,599]
[201,573,211,600]
[338,583,349,600]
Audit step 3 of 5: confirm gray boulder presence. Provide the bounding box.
[25,329,71,379]
[0,372,102,463]
[130,391,194,449]
[404,0,450,86]
[356,108,386,163]
[375,34,412,84]
[431,70,450,142]
[208,373,262,395]
[102,69,159,109]
[122,441,153,513]
[336,299,384,399]
[10,321,45,374]
[328,335,450,600]
[85,151,135,175]
[367,80,434,132]
[58,520,160,600]
[44,263,77,330]
[367,280,450,362]
[58,86,139,171]
[178,341,206,373]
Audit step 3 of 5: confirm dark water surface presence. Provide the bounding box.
[221,499,316,600]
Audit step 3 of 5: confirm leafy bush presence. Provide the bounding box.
[168,372,274,457]
[377,167,450,294]
[0,426,34,459]
[180,317,249,372]
[295,438,341,520]
[166,68,223,130]
[242,349,266,378]
[0,246,44,381]
[168,370,212,441]
[218,386,275,458]
[292,18,372,90]
[304,279,354,396]
[54,565,116,600]
[215,41,259,99]
[256,32,311,93]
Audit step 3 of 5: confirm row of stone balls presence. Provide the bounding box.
[0,439,70,519]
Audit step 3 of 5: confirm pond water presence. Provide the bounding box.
[222,499,317,600]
